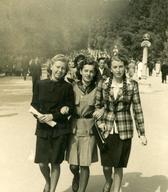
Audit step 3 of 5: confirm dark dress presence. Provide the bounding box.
[31,78,75,164]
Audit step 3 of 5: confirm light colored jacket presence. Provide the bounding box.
[72,84,97,136]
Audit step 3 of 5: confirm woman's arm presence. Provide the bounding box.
[52,84,75,122]
[132,81,145,136]
[93,80,105,119]
[95,80,104,109]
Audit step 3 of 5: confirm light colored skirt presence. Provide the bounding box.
[66,134,98,166]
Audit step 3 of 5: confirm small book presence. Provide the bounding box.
[29,106,57,127]
[92,122,108,152]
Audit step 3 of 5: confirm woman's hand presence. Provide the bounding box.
[98,123,106,132]
[139,135,147,145]
[60,106,69,115]
[93,108,104,120]
[38,114,53,123]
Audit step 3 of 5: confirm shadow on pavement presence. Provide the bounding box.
[0,113,18,117]
[122,172,168,192]
[63,172,168,192]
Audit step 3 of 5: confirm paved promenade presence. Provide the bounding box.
[0,76,168,192]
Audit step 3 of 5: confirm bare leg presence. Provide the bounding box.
[78,166,90,192]
[39,163,50,192]
[50,163,60,192]
[103,166,113,192]
[113,168,123,192]
[70,165,80,192]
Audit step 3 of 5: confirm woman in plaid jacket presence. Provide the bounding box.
[94,53,147,192]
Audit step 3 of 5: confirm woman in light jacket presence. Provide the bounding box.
[95,53,147,192]
[66,57,101,192]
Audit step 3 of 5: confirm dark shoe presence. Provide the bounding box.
[103,179,112,192]
[72,175,79,192]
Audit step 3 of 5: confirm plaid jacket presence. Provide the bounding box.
[95,78,145,140]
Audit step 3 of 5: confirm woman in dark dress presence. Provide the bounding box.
[95,53,147,192]
[31,54,75,192]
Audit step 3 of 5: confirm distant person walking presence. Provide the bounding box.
[22,56,29,80]
[148,61,154,76]
[161,62,168,83]
[30,57,42,92]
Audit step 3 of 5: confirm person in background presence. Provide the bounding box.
[65,60,77,84]
[22,55,29,80]
[148,61,154,76]
[95,53,147,192]
[46,58,52,79]
[161,61,168,83]
[30,57,42,92]
[97,57,111,81]
[31,54,75,192]
[127,60,138,81]
[74,54,86,70]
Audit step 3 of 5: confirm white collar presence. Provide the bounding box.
[111,81,123,88]
[104,77,131,87]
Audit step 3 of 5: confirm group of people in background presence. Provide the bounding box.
[1,50,168,85]
[31,51,147,192]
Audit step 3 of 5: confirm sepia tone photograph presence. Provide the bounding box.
[0,0,168,191]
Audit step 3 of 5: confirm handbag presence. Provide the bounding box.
[92,121,108,152]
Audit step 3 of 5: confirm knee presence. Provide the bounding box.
[80,166,89,171]
[103,166,111,172]
[70,165,79,172]
[114,167,123,174]
[39,163,48,169]
[51,163,60,169]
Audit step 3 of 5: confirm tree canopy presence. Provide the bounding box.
[0,0,168,61]
[89,0,168,61]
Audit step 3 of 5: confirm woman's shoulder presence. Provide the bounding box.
[127,78,139,91]
[62,79,74,89]
[97,77,110,89]
[37,79,50,85]
[126,77,137,84]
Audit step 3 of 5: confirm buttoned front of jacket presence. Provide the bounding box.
[31,79,75,138]
[72,83,97,136]
[95,78,145,140]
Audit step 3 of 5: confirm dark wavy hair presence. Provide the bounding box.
[76,56,99,83]
[74,54,86,67]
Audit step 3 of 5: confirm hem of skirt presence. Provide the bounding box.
[67,160,98,166]
[34,160,63,164]
[101,163,128,168]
